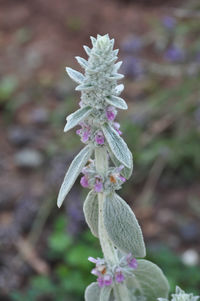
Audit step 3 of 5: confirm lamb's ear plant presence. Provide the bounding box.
[57,34,198,301]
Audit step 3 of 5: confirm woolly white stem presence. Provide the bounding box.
[95,146,130,301]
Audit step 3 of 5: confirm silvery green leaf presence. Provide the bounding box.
[102,123,132,168]
[85,282,100,301]
[113,49,119,55]
[64,106,92,133]
[108,145,133,179]
[126,259,169,301]
[115,84,124,95]
[66,67,85,84]
[83,45,91,56]
[114,61,122,72]
[83,190,99,237]
[107,74,124,80]
[90,36,97,46]
[100,286,112,301]
[75,84,94,91]
[57,145,93,208]
[75,56,88,69]
[105,95,128,110]
[103,193,146,257]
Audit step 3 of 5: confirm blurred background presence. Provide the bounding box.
[0,0,200,300]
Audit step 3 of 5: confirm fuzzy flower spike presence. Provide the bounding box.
[57,35,171,301]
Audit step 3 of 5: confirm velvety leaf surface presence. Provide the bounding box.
[64,106,92,133]
[108,145,133,179]
[102,123,132,168]
[85,282,100,301]
[83,190,99,237]
[66,67,85,84]
[100,286,112,301]
[105,95,128,110]
[103,193,146,257]
[126,259,169,301]
[57,145,93,208]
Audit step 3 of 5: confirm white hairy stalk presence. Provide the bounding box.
[95,146,131,301]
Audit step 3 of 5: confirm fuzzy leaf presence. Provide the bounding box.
[64,106,92,133]
[114,61,122,72]
[108,145,133,179]
[105,95,127,110]
[75,84,94,91]
[83,45,91,56]
[102,123,132,168]
[103,193,146,257]
[57,145,93,208]
[100,286,112,301]
[85,282,100,301]
[107,74,124,80]
[115,84,124,95]
[83,190,99,237]
[126,260,169,301]
[66,67,85,84]
[75,56,88,69]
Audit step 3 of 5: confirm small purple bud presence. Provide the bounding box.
[126,254,138,269]
[95,131,105,145]
[88,257,98,264]
[115,268,125,283]
[82,129,91,143]
[94,179,103,193]
[97,277,105,288]
[106,106,117,121]
[104,274,113,286]
[113,122,122,135]
[119,175,126,183]
[80,175,89,188]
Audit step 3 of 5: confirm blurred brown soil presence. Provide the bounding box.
[0,0,199,295]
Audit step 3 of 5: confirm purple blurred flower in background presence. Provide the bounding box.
[121,56,143,79]
[162,16,176,30]
[121,36,142,53]
[164,45,185,62]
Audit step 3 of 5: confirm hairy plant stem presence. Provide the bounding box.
[95,146,131,301]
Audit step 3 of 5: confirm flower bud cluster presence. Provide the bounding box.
[65,34,126,147]
[80,159,126,192]
[88,253,138,288]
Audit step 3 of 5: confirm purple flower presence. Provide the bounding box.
[119,175,126,183]
[164,45,185,62]
[115,268,125,283]
[80,175,89,188]
[94,178,103,193]
[162,16,176,29]
[95,131,105,145]
[76,122,91,143]
[121,56,143,79]
[121,37,142,53]
[113,122,122,135]
[97,277,105,288]
[88,257,98,264]
[104,274,113,286]
[126,254,138,269]
[106,106,117,121]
